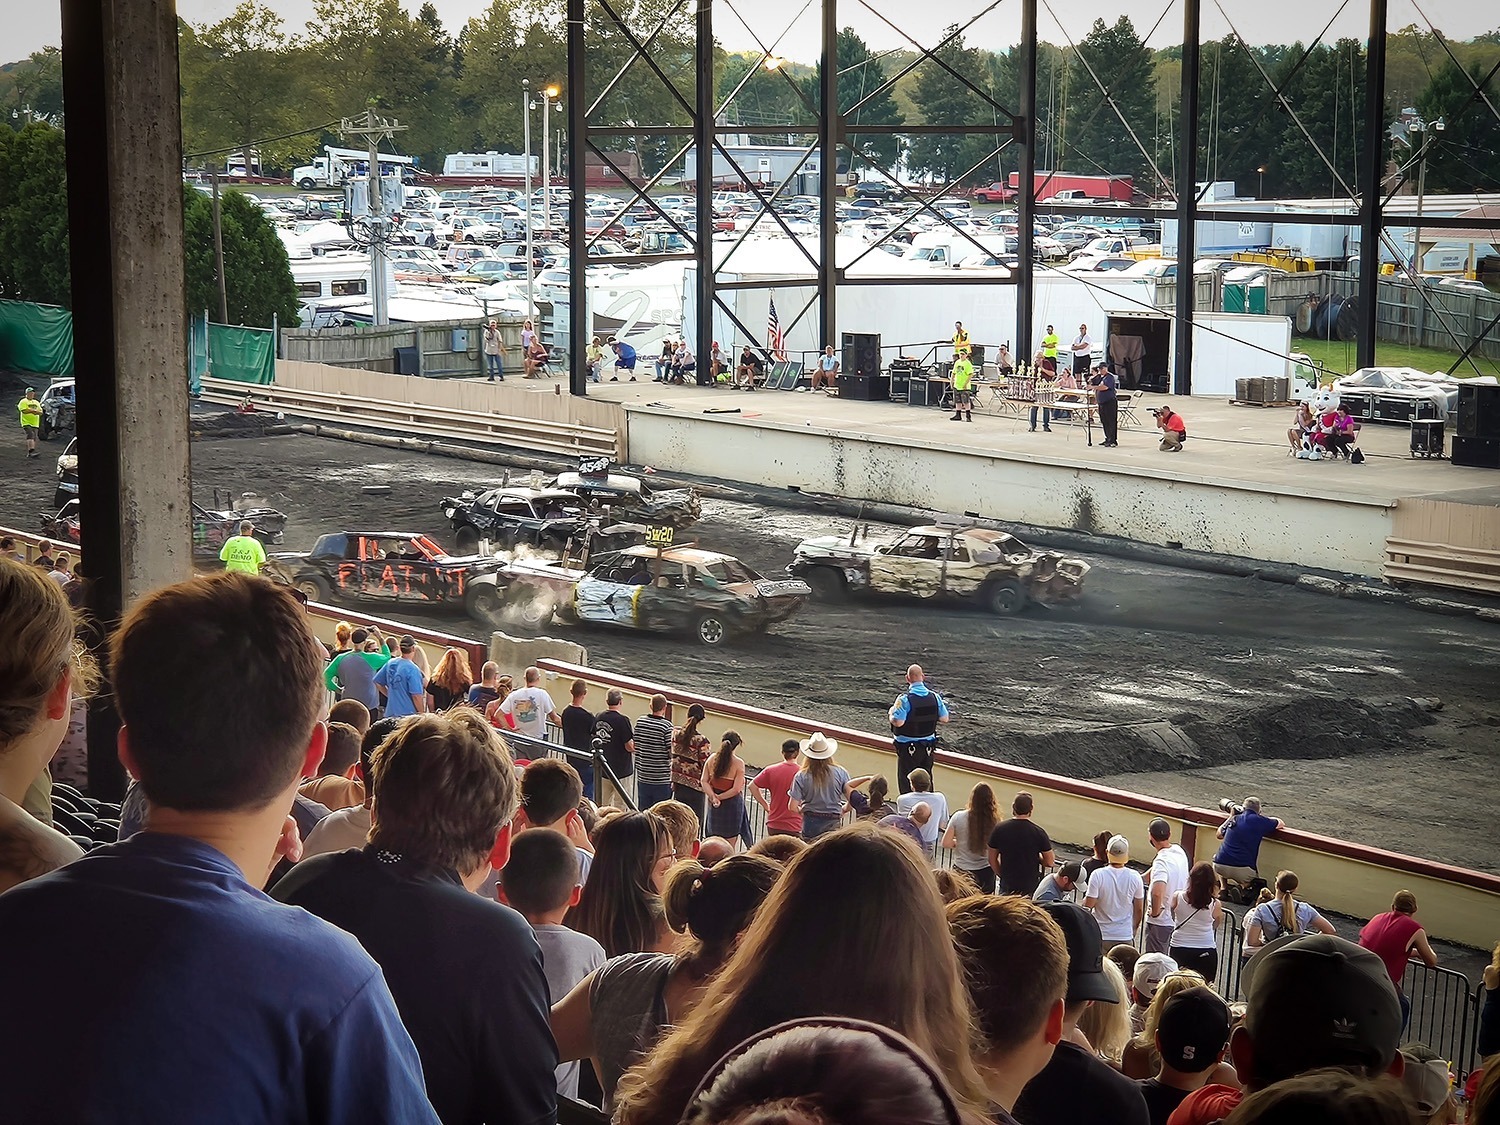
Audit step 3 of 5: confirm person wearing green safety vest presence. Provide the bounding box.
[18,387,42,459]
[220,520,267,574]
[949,356,976,423]
[1041,325,1060,368]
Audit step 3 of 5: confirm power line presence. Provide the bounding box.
[183,120,344,163]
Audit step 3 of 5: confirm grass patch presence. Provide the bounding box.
[1294,337,1500,379]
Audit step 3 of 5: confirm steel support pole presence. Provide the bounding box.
[1016,0,1037,360]
[61,0,193,799]
[524,80,534,317]
[1175,0,1201,396]
[696,0,715,376]
[567,0,588,396]
[820,0,839,351]
[1358,0,1388,369]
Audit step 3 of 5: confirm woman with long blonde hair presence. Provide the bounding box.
[787,732,871,842]
[940,782,1001,893]
[611,822,992,1124]
[0,559,98,892]
[424,647,473,712]
[1243,869,1336,953]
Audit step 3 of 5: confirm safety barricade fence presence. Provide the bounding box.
[1400,961,1483,1080]
[1215,911,1247,1001]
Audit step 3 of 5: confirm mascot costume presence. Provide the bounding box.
[1299,386,1362,462]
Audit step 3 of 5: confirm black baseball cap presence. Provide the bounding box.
[1038,901,1118,1005]
[1244,934,1403,1079]
[1157,987,1231,1073]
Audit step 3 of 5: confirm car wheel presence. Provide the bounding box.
[508,587,553,628]
[454,526,480,555]
[982,578,1028,616]
[465,582,502,620]
[694,613,730,646]
[804,567,847,603]
[296,574,332,603]
[298,178,316,190]
[37,417,51,441]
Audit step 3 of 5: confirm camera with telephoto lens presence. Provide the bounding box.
[1218,798,1245,817]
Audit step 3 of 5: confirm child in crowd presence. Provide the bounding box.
[500,830,606,1102]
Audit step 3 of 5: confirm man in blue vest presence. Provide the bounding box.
[888,663,950,794]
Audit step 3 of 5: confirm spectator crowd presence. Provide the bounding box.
[1,561,1498,1124]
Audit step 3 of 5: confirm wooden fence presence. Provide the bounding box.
[1385,497,1500,596]
[282,314,528,375]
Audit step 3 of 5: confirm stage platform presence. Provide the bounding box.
[501,374,1500,576]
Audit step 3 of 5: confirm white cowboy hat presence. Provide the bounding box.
[799,732,838,759]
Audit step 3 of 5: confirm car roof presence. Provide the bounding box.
[617,545,734,566]
[480,487,581,502]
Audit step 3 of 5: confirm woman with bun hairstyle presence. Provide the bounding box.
[702,730,753,850]
[551,853,783,1108]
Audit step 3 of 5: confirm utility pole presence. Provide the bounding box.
[210,165,228,322]
[541,85,560,235]
[523,79,534,317]
[339,109,407,326]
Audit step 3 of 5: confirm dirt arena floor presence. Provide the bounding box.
[5,390,1495,886]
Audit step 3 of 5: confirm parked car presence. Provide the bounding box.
[55,437,78,506]
[270,531,508,619]
[970,182,1017,203]
[41,498,288,560]
[36,379,75,441]
[788,523,1089,615]
[440,487,593,555]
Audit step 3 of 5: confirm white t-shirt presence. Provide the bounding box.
[945,810,989,872]
[1147,844,1190,928]
[533,923,606,1099]
[1088,863,1144,943]
[501,686,557,740]
[1170,892,1218,949]
[895,790,949,848]
[301,804,372,859]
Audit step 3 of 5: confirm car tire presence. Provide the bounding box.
[982,578,1028,616]
[694,613,730,646]
[465,582,502,620]
[507,587,553,628]
[296,573,332,603]
[298,178,316,190]
[454,526,480,555]
[804,566,847,603]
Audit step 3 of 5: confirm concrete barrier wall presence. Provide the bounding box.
[624,408,1395,576]
[538,658,1500,949]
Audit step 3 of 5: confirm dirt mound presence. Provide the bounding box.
[952,695,1437,780]
[189,408,285,438]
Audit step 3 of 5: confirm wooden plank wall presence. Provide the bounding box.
[1391,497,1500,550]
[273,359,627,442]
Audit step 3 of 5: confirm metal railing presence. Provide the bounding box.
[1402,961,1482,1079]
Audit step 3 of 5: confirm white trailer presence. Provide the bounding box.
[442,152,538,177]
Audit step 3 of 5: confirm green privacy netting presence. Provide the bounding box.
[0,299,75,376]
[207,323,274,384]
[189,313,208,395]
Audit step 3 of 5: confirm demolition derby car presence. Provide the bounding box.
[39,499,288,559]
[439,487,593,556]
[270,532,508,618]
[468,543,810,645]
[788,523,1089,614]
[551,471,701,528]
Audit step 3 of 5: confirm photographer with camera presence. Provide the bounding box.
[1153,404,1187,452]
[1212,796,1283,902]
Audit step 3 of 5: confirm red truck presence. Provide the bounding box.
[1005,171,1134,202]
[970,181,1017,203]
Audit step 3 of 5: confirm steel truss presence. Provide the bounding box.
[564,0,1499,399]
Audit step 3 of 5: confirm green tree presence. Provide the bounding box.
[0,122,70,306]
[1416,59,1500,194]
[0,47,65,127]
[182,187,299,328]
[1063,16,1157,183]
[1267,39,1368,199]
[800,29,906,170]
[906,26,999,185]
[179,3,301,173]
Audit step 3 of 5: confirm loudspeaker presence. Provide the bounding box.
[1457,383,1500,439]
[1451,436,1500,469]
[837,373,888,401]
[970,343,986,366]
[841,331,882,378]
[1410,419,1445,458]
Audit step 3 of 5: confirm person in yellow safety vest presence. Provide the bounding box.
[949,356,976,423]
[1041,325,1060,366]
[952,321,972,360]
[220,520,267,575]
[18,387,42,459]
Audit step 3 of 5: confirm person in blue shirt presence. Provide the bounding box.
[1213,796,1284,895]
[609,336,638,382]
[888,663,950,794]
[0,573,438,1124]
[374,635,429,717]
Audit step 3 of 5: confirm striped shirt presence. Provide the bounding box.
[633,715,674,786]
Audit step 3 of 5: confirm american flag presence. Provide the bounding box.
[767,297,786,362]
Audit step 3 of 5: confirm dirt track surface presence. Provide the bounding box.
[4,395,1497,878]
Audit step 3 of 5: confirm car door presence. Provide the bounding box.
[868,533,946,598]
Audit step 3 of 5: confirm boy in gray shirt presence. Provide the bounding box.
[500,830,606,1101]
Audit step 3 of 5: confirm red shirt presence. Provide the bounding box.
[752,759,803,833]
[1359,910,1423,986]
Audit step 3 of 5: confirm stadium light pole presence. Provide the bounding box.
[522,79,533,316]
[542,85,560,235]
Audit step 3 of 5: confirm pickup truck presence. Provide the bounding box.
[970,182,1016,203]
